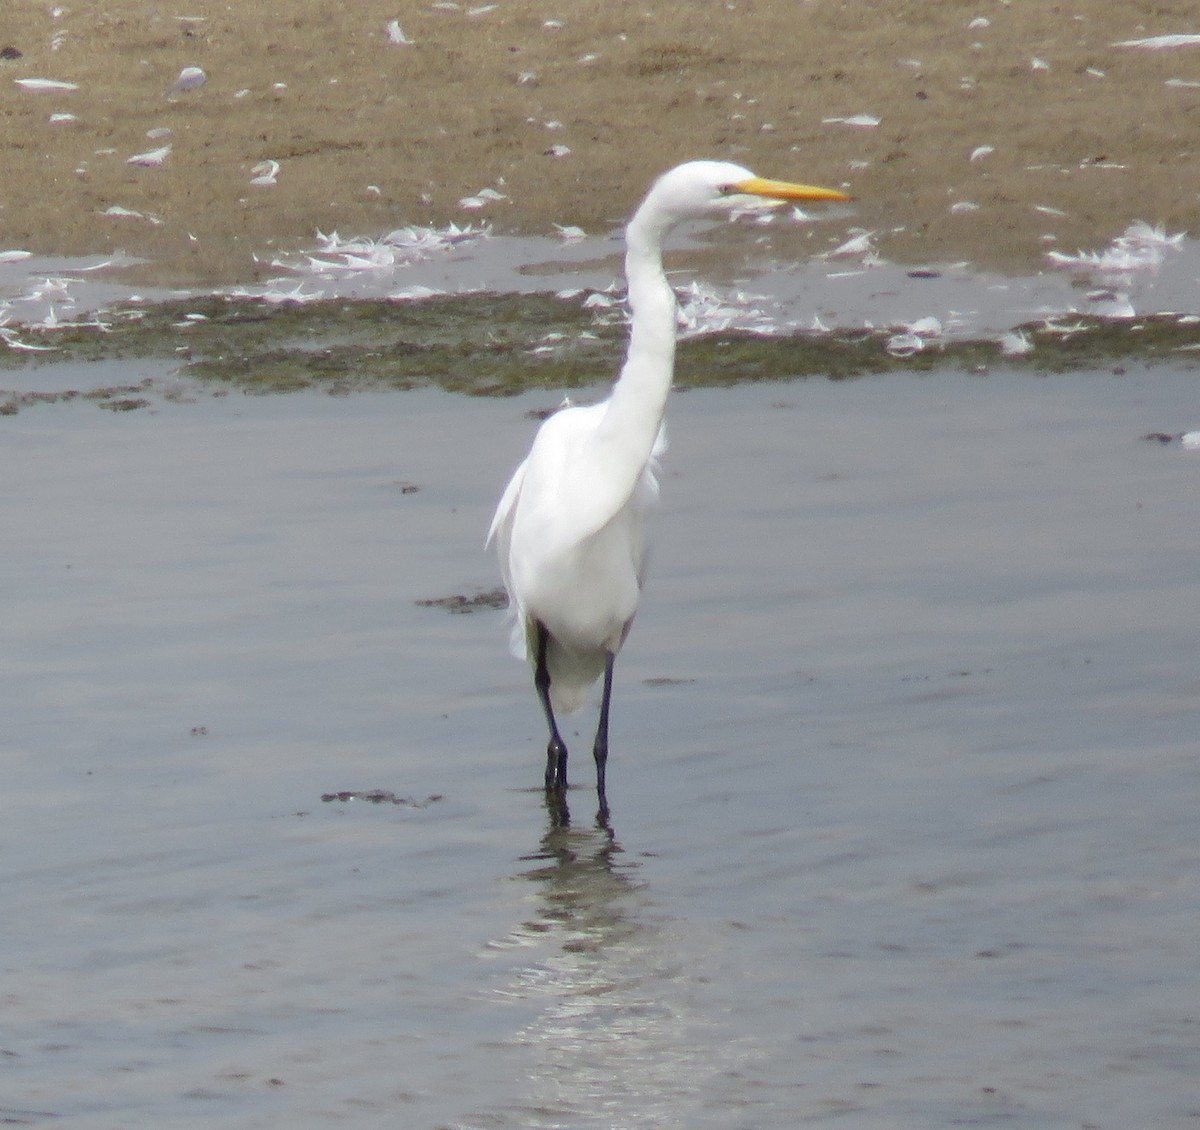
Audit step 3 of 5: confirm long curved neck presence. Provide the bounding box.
[597,205,677,464]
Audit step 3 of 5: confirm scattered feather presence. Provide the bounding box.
[553,223,586,242]
[825,231,876,259]
[386,19,411,44]
[100,205,163,224]
[14,77,79,92]
[280,224,490,277]
[1047,221,1185,274]
[167,66,206,94]
[950,201,980,213]
[126,143,171,167]
[1166,77,1200,87]
[1114,34,1200,50]
[675,282,780,337]
[249,159,280,186]
[822,113,880,128]
[390,284,448,301]
[458,187,507,210]
[905,315,944,337]
[1087,290,1136,319]
[970,145,995,161]
[1030,57,1050,71]
[544,144,571,158]
[997,329,1033,356]
[49,111,76,124]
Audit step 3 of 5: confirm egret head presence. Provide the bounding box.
[644,160,849,225]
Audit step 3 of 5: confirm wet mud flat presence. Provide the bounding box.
[1,359,1197,1127]
[5,231,1200,410]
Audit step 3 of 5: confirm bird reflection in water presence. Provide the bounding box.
[487,803,710,1125]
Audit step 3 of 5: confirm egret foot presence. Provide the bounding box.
[545,737,568,792]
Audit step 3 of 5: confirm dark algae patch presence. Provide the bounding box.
[4,293,1200,408]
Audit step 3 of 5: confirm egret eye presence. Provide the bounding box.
[718,184,735,194]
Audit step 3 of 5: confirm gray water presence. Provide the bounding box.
[2,363,1198,1128]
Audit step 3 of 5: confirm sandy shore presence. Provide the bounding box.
[2,1,1198,284]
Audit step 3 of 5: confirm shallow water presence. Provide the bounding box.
[7,225,1200,342]
[2,364,1198,1128]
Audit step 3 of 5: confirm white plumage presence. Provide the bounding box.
[487,160,848,805]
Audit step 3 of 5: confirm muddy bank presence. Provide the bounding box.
[2,0,1199,285]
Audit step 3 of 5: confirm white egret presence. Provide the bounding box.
[487,160,849,804]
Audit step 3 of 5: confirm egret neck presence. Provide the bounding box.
[592,204,678,507]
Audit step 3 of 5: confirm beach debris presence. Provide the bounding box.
[416,588,507,613]
[950,201,980,214]
[1,45,22,59]
[13,77,78,92]
[544,144,571,158]
[386,19,411,44]
[1114,34,1200,50]
[249,159,280,186]
[126,143,171,167]
[516,70,538,84]
[884,332,924,357]
[885,315,944,357]
[49,111,76,123]
[1142,430,1200,448]
[320,790,443,806]
[1030,57,1050,71]
[167,66,205,96]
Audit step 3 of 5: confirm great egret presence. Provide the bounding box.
[487,160,849,804]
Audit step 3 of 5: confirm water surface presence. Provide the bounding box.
[2,365,1197,1127]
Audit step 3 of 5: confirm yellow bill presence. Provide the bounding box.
[732,176,851,203]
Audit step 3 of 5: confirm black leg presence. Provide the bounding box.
[534,621,568,791]
[593,650,615,812]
